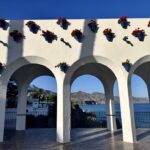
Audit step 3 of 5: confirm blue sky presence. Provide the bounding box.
[1,0,150,19]
[2,0,149,97]
[31,75,148,97]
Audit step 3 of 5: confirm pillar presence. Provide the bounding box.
[118,76,136,143]
[57,80,71,143]
[16,83,28,131]
[145,80,150,103]
[105,86,117,132]
[0,81,7,142]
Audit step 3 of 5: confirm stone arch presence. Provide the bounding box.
[0,56,60,86]
[65,55,120,85]
[62,55,120,142]
[0,56,60,142]
[128,55,150,102]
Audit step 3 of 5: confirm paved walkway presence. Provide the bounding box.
[0,128,150,150]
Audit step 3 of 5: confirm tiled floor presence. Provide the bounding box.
[0,128,150,150]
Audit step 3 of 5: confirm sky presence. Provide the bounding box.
[1,0,149,97]
[31,75,148,97]
[1,0,150,19]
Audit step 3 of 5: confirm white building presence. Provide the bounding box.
[0,18,150,143]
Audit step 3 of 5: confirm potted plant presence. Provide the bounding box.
[118,16,129,29]
[10,30,25,42]
[71,29,83,42]
[122,59,132,72]
[26,21,40,34]
[147,21,150,27]
[132,28,146,41]
[42,30,57,43]
[88,20,98,33]
[0,62,4,74]
[0,19,9,30]
[103,28,115,41]
[55,62,69,73]
[57,18,70,29]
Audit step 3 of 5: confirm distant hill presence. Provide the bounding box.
[71,91,149,104]
[29,85,149,104]
[29,84,56,95]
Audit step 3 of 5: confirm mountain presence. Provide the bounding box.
[29,85,149,103]
[28,84,56,95]
[71,91,149,104]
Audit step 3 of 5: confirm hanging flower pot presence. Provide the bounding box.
[122,59,132,72]
[118,16,129,29]
[88,20,98,33]
[71,29,83,42]
[132,28,145,41]
[55,62,69,73]
[103,28,115,42]
[42,30,57,43]
[0,62,4,74]
[0,19,9,30]
[57,18,70,30]
[26,21,40,34]
[148,21,150,27]
[10,30,25,42]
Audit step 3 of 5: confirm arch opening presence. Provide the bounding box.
[129,61,150,130]
[4,64,57,141]
[64,61,120,140]
[71,74,106,128]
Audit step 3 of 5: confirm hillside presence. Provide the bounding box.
[29,85,149,104]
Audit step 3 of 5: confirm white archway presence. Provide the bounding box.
[62,56,119,142]
[0,56,60,142]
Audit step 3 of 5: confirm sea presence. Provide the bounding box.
[80,103,150,112]
[80,103,150,128]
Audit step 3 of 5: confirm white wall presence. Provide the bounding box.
[0,19,150,72]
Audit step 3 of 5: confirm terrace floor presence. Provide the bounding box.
[0,128,150,150]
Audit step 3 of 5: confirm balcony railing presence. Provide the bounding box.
[4,109,150,129]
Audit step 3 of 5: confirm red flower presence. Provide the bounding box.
[26,21,35,26]
[132,28,145,37]
[57,17,68,24]
[71,29,82,37]
[10,30,25,38]
[42,30,57,38]
[118,16,127,24]
[103,28,112,35]
[26,21,40,29]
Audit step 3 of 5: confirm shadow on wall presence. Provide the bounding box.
[7,20,24,64]
[79,19,97,58]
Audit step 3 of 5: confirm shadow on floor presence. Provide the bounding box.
[137,129,150,140]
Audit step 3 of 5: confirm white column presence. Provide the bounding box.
[105,86,117,132]
[118,76,136,143]
[57,80,71,143]
[16,83,28,131]
[0,82,7,142]
[146,81,150,103]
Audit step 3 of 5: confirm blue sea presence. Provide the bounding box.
[80,103,150,112]
[80,104,150,128]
